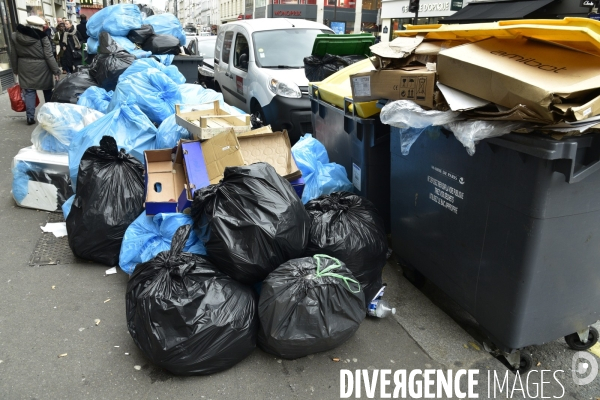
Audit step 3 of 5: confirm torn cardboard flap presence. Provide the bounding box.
[201,129,245,184]
[370,35,425,59]
[438,37,600,122]
[238,129,302,180]
[350,67,436,108]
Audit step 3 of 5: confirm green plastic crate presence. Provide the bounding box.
[311,34,375,57]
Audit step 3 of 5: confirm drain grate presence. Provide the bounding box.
[29,213,80,266]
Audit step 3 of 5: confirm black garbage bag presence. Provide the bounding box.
[89,32,135,91]
[50,71,98,104]
[126,225,258,375]
[305,192,388,305]
[258,255,366,359]
[191,162,310,285]
[66,136,145,266]
[127,24,155,45]
[304,54,349,82]
[142,34,181,55]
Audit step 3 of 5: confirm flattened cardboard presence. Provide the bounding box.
[237,129,302,180]
[350,67,435,107]
[438,38,600,122]
[200,129,245,184]
[144,148,185,215]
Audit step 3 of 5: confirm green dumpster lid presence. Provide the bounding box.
[311,33,375,57]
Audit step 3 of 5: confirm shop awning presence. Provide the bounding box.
[442,0,555,23]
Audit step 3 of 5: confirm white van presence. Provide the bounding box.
[213,19,333,143]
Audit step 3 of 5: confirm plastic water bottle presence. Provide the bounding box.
[368,299,396,318]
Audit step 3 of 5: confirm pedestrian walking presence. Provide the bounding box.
[77,14,89,43]
[9,15,61,125]
[59,20,82,74]
[53,22,65,71]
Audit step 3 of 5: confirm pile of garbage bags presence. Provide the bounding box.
[10,3,392,376]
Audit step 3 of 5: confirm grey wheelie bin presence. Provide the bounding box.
[390,126,600,371]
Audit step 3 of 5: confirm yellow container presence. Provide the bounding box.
[393,17,600,58]
[308,58,381,119]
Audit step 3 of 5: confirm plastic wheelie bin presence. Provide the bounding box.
[390,126,600,371]
[310,87,391,232]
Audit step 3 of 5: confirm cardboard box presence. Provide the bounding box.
[200,129,245,184]
[350,67,436,107]
[144,148,186,215]
[438,38,600,122]
[175,101,251,140]
[237,128,302,181]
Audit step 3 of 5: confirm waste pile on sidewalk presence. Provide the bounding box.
[10,4,391,375]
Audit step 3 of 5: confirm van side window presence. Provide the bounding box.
[215,31,224,63]
[233,33,249,72]
[222,31,234,65]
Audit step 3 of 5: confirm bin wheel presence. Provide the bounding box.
[402,265,426,289]
[516,353,533,374]
[565,327,599,351]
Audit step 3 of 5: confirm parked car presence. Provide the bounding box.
[213,19,333,143]
[188,36,217,89]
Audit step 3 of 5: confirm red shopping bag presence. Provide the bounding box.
[8,84,39,112]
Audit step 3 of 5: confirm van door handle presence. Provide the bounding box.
[225,72,232,79]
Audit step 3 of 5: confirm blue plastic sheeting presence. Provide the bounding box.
[68,102,157,191]
[86,35,137,55]
[155,114,190,150]
[152,54,174,66]
[132,50,152,59]
[291,134,353,204]
[108,68,182,124]
[119,212,208,275]
[87,4,143,39]
[118,58,185,85]
[144,14,186,46]
[12,161,31,203]
[77,86,113,114]
[62,194,74,219]
[31,103,105,154]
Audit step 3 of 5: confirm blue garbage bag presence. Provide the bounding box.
[77,86,113,114]
[86,35,137,54]
[131,50,152,59]
[155,114,190,149]
[68,102,157,191]
[31,103,105,154]
[12,161,30,203]
[291,134,353,204]
[62,194,74,219]
[152,54,174,66]
[87,4,143,38]
[144,14,186,46]
[119,212,208,274]
[108,68,182,124]
[119,58,185,85]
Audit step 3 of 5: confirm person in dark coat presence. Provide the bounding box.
[43,19,55,58]
[76,14,89,42]
[9,15,61,125]
[60,20,82,74]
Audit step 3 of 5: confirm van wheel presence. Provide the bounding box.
[251,99,267,127]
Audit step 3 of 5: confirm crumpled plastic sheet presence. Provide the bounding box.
[380,100,461,129]
[119,211,208,275]
[68,102,157,191]
[291,134,353,204]
[87,4,143,38]
[31,103,104,154]
[144,14,186,46]
[108,68,182,124]
[393,126,442,156]
[443,120,532,156]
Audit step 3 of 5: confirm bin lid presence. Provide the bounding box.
[393,17,600,58]
[311,34,375,57]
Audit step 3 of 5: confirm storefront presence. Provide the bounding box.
[254,0,381,33]
[380,0,472,41]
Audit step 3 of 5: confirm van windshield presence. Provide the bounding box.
[252,29,332,68]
